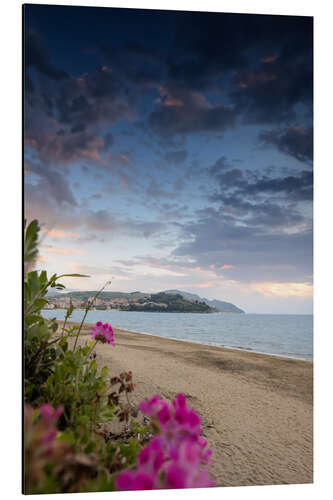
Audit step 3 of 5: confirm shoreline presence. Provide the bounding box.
[62,321,313,486]
[67,320,312,367]
[46,312,313,362]
[99,326,313,362]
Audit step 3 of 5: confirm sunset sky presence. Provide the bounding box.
[24,5,313,314]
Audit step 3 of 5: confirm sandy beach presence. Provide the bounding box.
[66,321,313,487]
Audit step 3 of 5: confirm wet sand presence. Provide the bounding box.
[66,321,313,487]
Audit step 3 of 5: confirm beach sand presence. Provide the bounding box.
[66,321,313,487]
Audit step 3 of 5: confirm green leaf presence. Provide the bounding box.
[25,315,42,326]
[58,432,76,446]
[84,442,95,454]
[34,298,48,309]
[58,337,68,351]
[65,304,74,320]
[57,273,90,279]
[39,270,48,285]
[24,219,40,264]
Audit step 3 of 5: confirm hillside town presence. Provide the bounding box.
[45,295,150,311]
[44,292,216,313]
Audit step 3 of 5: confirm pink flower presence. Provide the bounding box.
[157,401,172,428]
[114,471,134,490]
[172,393,187,410]
[132,472,156,490]
[116,393,215,491]
[41,429,57,444]
[137,436,164,474]
[165,463,186,489]
[90,322,114,345]
[115,470,156,490]
[167,440,214,488]
[138,394,161,417]
[39,404,63,424]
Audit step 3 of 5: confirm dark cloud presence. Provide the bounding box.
[209,156,234,175]
[25,117,105,164]
[164,150,188,164]
[230,42,312,125]
[166,13,311,89]
[25,12,313,157]
[25,10,313,156]
[173,212,312,283]
[259,126,313,164]
[210,157,313,205]
[25,160,77,206]
[52,68,131,129]
[158,13,313,127]
[146,180,178,200]
[24,192,168,241]
[231,18,313,123]
[25,30,69,80]
[103,132,114,151]
[25,61,133,165]
[100,42,166,88]
[149,90,236,137]
[70,123,86,134]
[246,170,313,201]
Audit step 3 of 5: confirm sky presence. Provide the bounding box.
[23,5,313,314]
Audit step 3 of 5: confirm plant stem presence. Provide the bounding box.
[86,340,98,359]
[72,281,111,352]
[72,304,91,352]
[61,313,69,338]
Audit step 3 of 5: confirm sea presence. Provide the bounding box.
[41,309,313,361]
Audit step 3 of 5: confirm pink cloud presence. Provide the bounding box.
[164,96,184,107]
[40,245,87,255]
[235,70,277,88]
[156,85,184,107]
[191,282,214,288]
[42,230,80,239]
[250,281,313,298]
[261,55,278,64]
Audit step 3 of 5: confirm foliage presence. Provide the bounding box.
[23,219,215,493]
[24,219,40,272]
[24,220,88,403]
[23,220,145,493]
[24,403,69,494]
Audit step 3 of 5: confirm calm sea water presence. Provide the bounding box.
[42,309,313,361]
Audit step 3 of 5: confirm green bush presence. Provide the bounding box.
[23,220,147,493]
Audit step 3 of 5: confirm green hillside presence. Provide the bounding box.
[50,291,216,313]
[123,293,214,313]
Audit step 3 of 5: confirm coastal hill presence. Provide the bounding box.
[164,290,245,313]
[46,291,216,313]
[46,290,244,313]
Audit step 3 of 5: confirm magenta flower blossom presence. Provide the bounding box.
[90,321,115,345]
[137,436,164,474]
[138,394,161,417]
[116,393,215,491]
[39,403,63,424]
[116,470,156,490]
[24,404,68,464]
